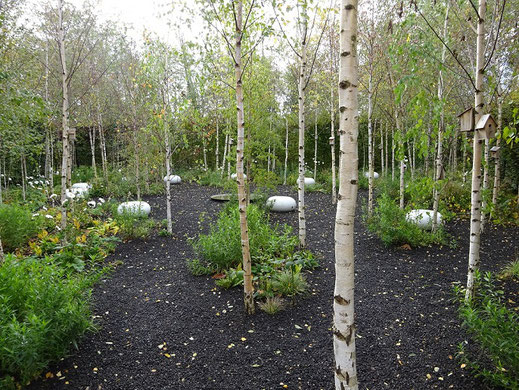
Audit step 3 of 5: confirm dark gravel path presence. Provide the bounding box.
[28,183,518,390]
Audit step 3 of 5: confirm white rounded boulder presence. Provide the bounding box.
[70,182,90,198]
[231,173,247,180]
[304,177,316,186]
[363,171,380,179]
[164,175,182,184]
[406,209,442,230]
[117,201,151,216]
[266,196,297,212]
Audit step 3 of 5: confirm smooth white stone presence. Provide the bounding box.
[87,200,96,208]
[117,201,151,216]
[164,175,181,184]
[406,209,442,230]
[71,182,90,190]
[231,173,247,180]
[363,171,380,179]
[267,196,297,212]
[304,177,316,186]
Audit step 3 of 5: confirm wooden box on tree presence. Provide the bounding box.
[475,114,497,140]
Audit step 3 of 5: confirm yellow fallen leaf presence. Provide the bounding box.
[460,364,466,369]
[241,337,246,341]
[164,353,171,358]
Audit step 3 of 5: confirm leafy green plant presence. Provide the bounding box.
[0,255,100,386]
[193,204,298,271]
[115,211,155,240]
[0,204,43,252]
[215,266,244,289]
[455,271,519,389]
[186,259,215,276]
[259,296,285,315]
[271,266,308,297]
[366,193,446,247]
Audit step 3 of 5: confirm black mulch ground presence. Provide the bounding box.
[28,183,518,390]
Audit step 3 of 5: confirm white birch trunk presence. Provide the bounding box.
[234,0,254,314]
[334,0,359,387]
[391,128,395,181]
[367,72,374,215]
[89,125,97,178]
[432,1,449,231]
[480,137,489,230]
[465,0,486,301]
[399,159,405,209]
[58,0,70,229]
[331,74,337,204]
[0,236,4,263]
[297,4,308,248]
[216,116,220,171]
[314,110,318,180]
[164,119,172,234]
[284,118,289,185]
[380,122,384,176]
[491,98,502,208]
[222,132,228,176]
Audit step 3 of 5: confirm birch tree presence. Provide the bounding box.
[333,0,358,387]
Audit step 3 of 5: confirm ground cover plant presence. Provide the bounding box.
[191,202,317,311]
[0,188,121,388]
[455,270,519,389]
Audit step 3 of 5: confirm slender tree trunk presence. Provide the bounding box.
[399,159,405,209]
[297,4,308,248]
[334,0,359,388]
[222,132,228,176]
[0,236,4,263]
[331,75,337,204]
[268,142,271,172]
[21,154,26,201]
[202,133,208,171]
[97,104,108,182]
[391,128,395,181]
[284,117,289,185]
[67,136,73,187]
[425,119,432,177]
[367,72,374,215]
[462,133,468,183]
[216,116,220,171]
[465,0,486,301]
[385,122,388,177]
[491,98,502,208]
[89,125,97,178]
[133,121,141,201]
[272,143,276,172]
[314,109,318,180]
[164,118,172,234]
[58,0,70,229]
[480,137,490,230]
[234,0,254,314]
[432,1,449,231]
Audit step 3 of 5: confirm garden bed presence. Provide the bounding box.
[27,183,519,389]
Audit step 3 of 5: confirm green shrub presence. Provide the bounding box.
[115,211,155,240]
[193,204,298,271]
[0,255,98,386]
[405,176,434,209]
[0,204,43,252]
[271,266,308,296]
[456,271,519,389]
[186,259,215,276]
[366,193,446,247]
[215,266,244,289]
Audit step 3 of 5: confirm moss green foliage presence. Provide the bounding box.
[456,271,519,389]
[0,255,104,387]
[186,259,215,276]
[366,193,446,247]
[271,266,308,297]
[0,204,43,252]
[193,204,298,271]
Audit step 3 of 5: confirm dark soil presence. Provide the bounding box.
[28,183,519,390]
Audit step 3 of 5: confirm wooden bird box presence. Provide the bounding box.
[68,128,76,141]
[475,114,497,139]
[329,136,335,145]
[457,107,475,132]
[490,145,500,157]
